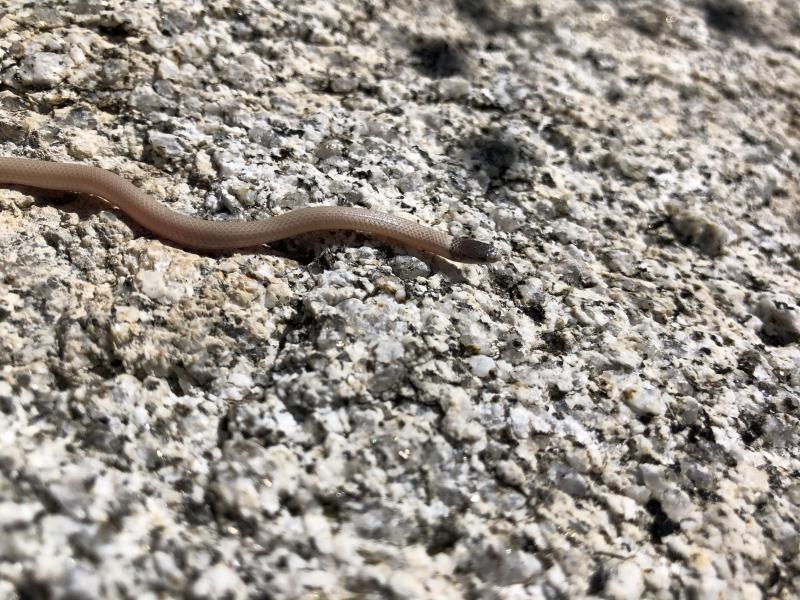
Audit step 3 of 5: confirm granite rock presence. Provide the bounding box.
[1,0,799,598]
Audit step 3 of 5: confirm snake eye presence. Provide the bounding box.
[449,237,499,263]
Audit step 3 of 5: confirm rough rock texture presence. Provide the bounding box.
[1,0,799,598]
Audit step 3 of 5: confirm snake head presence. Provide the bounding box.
[449,237,499,264]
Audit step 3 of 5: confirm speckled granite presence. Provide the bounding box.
[1,1,799,598]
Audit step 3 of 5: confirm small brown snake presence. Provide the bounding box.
[0,157,498,263]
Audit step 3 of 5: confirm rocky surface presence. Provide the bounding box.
[1,0,799,598]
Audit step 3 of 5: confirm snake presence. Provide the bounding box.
[0,157,498,264]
